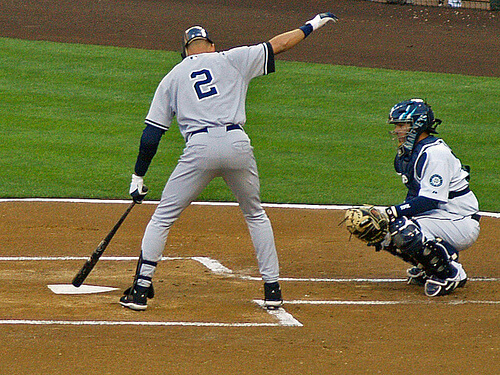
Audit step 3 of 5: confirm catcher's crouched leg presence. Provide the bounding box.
[388,217,427,284]
[390,218,466,295]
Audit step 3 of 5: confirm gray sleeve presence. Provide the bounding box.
[224,42,275,80]
[144,74,175,131]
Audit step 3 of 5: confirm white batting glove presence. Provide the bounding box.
[129,174,148,203]
[306,12,339,31]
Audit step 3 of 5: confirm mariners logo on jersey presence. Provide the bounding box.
[429,174,444,187]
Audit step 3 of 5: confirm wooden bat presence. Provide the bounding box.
[72,201,136,287]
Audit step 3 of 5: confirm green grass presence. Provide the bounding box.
[1,37,499,211]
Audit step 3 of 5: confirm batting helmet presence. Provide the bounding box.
[181,26,213,58]
[388,99,441,154]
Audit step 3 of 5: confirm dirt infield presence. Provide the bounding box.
[0,201,499,374]
[1,1,499,374]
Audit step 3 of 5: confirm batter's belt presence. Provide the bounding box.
[186,124,243,142]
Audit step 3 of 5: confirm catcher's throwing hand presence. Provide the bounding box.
[343,205,389,245]
[306,12,339,30]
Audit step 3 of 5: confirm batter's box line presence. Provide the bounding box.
[285,300,500,306]
[0,255,231,273]
[253,300,303,326]
[0,256,302,327]
[1,256,499,283]
[0,319,299,328]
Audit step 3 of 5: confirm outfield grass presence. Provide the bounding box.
[1,38,498,211]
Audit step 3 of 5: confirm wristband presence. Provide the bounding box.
[385,206,398,222]
[299,24,313,38]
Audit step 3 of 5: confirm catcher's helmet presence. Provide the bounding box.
[388,99,441,155]
[181,26,213,58]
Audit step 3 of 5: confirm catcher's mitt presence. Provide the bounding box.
[343,206,389,245]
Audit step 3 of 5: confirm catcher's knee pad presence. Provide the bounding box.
[390,217,424,260]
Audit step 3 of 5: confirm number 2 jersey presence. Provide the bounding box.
[144,42,275,139]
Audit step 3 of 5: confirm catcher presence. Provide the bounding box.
[344,99,480,297]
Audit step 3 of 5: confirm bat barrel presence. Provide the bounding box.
[71,201,136,287]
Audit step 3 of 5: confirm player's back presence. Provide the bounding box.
[170,51,250,130]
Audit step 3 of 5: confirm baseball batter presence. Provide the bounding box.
[120,13,339,311]
[345,99,480,297]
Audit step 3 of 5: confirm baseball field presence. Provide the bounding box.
[1,1,499,374]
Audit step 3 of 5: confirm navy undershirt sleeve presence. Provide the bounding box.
[264,42,275,74]
[134,125,165,176]
[395,195,441,218]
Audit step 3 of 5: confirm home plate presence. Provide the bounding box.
[48,284,119,295]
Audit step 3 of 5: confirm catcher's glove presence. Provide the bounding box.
[343,206,389,245]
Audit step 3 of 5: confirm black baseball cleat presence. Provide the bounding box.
[119,283,154,311]
[263,281,283,310]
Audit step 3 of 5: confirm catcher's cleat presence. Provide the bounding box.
[119,283,154,311]
[424,262,467,297]
[263,281,283,310]
[407,267,428,286]
[452,261,468,289]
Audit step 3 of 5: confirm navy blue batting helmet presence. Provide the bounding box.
[184,26,212,47]
[181,26,213,58]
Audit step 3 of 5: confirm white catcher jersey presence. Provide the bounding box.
[403,137,480,250]
[412,138,478,216]
[144,42,274,139]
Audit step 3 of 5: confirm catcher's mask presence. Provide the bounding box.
[181,25,213,59]
[388,99,441,156]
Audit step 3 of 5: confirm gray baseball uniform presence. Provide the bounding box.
[136,42,279,286]
[121,14,339,310]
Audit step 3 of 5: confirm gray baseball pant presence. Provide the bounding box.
[136,127,279,286]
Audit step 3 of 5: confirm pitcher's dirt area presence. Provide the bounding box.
[0,1,498,374]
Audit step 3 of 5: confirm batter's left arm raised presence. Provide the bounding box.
[268,12,338,55]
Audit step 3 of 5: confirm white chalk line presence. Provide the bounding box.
[0,255,301,327]
[0,320,286,327]
[285,300,500,305]
[1,256,498,328]
[241,275,499,282]
[1,198,499,217]
[253,300,303,327]
[0,300,304,328]
[1,256,498,283]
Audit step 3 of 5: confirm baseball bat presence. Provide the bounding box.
[72,201,136,287]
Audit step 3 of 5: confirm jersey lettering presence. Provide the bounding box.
[190,69,219,100]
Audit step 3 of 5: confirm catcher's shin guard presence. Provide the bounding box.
[419,239,458,279]
[390,217,424,263]
[390,219,458,280]
[381,241,419,266]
